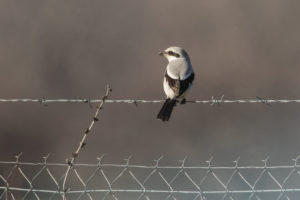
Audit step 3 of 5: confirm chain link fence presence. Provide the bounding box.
[1,155,300,200]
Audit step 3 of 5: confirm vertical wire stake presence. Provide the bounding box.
[61,85,112,200]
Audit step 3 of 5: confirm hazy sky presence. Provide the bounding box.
[1,1,300,166]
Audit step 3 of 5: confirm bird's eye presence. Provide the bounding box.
[168,51,174,55]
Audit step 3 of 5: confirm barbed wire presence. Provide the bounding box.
[1,155,300,200]
[1,96,300,105]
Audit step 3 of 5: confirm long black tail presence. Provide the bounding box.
[157,98,176,121]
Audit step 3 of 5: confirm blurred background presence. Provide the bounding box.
[0,0,300,166]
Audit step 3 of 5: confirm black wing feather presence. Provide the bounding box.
[165,72,194,97]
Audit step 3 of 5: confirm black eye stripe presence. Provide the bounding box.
[167,51,180,58]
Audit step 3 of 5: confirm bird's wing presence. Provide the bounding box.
[179,72,194,96]
[165,72,194,97]
[165,72,180,96]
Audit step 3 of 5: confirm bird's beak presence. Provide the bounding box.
[158,51,165,56]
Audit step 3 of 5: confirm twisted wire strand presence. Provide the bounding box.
[0,160,300,169]
[0,98,300,104]
[1,187,300,195]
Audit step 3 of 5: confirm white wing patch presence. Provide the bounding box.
[163,77,176,99]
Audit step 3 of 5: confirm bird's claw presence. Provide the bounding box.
[180,98,186,105]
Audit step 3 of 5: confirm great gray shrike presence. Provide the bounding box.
[157,46,195,121]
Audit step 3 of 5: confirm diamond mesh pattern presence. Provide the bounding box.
[1,155,300,200]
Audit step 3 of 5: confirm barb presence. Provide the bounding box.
[256,96,272,106]
[61,85,112,200]
[1,98,300,104]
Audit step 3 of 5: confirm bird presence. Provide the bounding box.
[157,46,195,121]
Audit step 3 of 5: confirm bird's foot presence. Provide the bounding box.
[180,98,186,105]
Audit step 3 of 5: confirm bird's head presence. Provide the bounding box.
[158,46,190,62]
